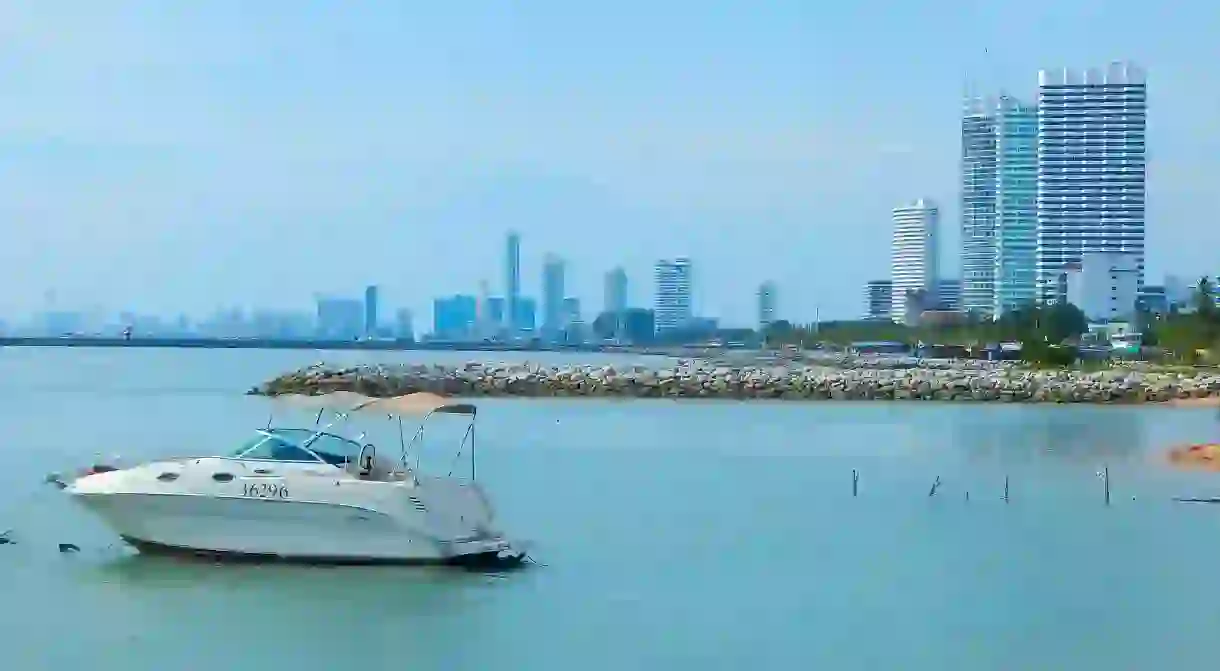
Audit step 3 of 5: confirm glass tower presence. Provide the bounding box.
[1036,63,1147,302]
[960,97,997,318]
[542,253,565,335]
[961,93,1037,318]
[993,96,1038,314]
[654,258,693,332]
[504,231,520,331]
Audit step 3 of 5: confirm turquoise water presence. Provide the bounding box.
[2,349,1220,669]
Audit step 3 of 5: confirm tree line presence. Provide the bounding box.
[761,277,1220,365]
[1144,277,1220,363]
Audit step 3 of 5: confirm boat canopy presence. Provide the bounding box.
[271,390,369,412]
[273,391,476,417]
[267,391,479,480]
[354,392,477,417]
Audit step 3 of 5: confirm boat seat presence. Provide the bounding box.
[348,458,397,482]
[367,461,398,482]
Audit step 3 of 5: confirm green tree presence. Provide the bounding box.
[781,301,1089,361]
[1136,311,1159,346]
[990,301,1086,366]
[1038,302,1089,343]
[992,301,1086,344]
[1145,280,1220,362]
[761,319,794,347]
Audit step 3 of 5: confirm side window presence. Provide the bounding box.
[268,439,318,462]
[242,436,318,462]
[303,434,361,466]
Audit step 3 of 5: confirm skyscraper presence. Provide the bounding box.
[654,258,692,332]
[960,95,997,317]
[542,254,566,335]
[960,93,1037,318]
[363,285,378,336]
[432,295,478,340]
[477,279,494,337]
[757,281,777,331]
[1036,62,1147,303]
[562,297,581,325]
[394,308,414,341]
[604,266,628,315]
[864,280,893,320]
[890,200,939,323]
[319,297,364,339]
[516,297,537,332]
[505,231,520,331]
[993,96,1038,315]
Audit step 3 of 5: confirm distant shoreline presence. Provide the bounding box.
[0,336,667,355]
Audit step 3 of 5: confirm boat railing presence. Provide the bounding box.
[401,408,477,482]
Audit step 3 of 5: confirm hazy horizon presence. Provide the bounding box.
[2,1,1217,326]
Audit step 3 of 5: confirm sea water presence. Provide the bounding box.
[1,348,1218,670]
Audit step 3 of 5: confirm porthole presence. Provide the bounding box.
[156,472,180,482]
[212,473,234,482]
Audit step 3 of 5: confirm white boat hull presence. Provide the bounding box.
[68,460,522,567]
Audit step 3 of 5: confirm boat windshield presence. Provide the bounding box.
[230,428,364,466]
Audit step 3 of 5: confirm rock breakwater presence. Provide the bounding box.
[252,361,1220,404]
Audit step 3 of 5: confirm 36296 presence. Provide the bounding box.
[242,482,288,499]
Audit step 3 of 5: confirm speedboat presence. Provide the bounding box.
[64,391,526,567]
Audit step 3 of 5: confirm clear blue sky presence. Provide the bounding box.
[2,1,1217,325]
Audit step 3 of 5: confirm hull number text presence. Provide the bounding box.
[242,482,289,499]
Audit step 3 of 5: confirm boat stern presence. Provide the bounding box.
[443,534,529,568]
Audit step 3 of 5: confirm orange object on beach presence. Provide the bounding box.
[1167,442,1220,469]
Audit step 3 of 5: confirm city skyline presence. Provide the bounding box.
[0,228,740,338]
[1,55,1190,336]
[3,3,1216,325]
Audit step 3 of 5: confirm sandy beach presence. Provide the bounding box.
[1167,396,1220,408]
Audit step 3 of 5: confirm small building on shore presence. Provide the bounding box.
[849,341,911,355]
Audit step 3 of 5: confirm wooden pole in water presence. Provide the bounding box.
[1004,476,1009,503]
[928,476,941,497]
[852,469,859,497]
[1104,466,1110,506]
